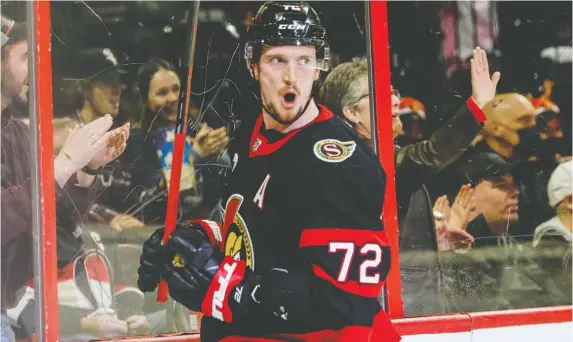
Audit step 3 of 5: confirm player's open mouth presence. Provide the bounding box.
[282,92,296,107]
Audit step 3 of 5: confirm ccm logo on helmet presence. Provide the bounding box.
[314,139,357,163]
[212,261,238,321]
[278,23,306,31]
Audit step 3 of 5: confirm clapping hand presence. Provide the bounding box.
[448,184,476,232]
[433,189,475,252]
[87,122,130,169]
[57,115,115,173]
[192,123,229,158]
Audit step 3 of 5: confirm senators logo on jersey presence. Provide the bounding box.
[223,195,255,270]
[313,139,356,163]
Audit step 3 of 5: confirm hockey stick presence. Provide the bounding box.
[157,0,201,303]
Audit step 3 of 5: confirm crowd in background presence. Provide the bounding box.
[1,1,571,340]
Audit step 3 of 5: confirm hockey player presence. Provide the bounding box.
[137,2,400,341]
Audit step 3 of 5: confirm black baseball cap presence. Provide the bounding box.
[457,152,516,186]
[69,48,127,82]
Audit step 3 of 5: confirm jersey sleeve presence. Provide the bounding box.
[299,134,391,299]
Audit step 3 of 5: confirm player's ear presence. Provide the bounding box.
[248,63,260,81]
[342,106,360,125]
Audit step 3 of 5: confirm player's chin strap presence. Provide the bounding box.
[261,94,315,126]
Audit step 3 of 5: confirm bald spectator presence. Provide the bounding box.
[475,93,537,161]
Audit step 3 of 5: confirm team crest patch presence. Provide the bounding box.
[223,195,255,270]
[313,139,356,163]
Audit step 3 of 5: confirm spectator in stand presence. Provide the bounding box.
[456,153,520,243]
[1,20,129,342]
[122,57,231,223]
[319,47,499,315]
[441,152,565,312]
[56,47,145,231]
[533,160,572,304]
[434,92,550,238]
[471,92,537,161]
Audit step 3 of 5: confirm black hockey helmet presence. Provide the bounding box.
[244,1,330,73]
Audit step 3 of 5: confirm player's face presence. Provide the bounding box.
[148,68,181,124]
[1,40,28,106]
[254,45,320,123]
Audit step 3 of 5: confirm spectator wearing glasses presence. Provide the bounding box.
[319,47,500,315]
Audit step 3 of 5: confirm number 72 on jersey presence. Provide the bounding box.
[329,242,383,285]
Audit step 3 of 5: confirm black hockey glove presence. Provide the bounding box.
[164,225,250,320]
[137,220,224,293]
[164,224,294,323]
[137,227,165,292]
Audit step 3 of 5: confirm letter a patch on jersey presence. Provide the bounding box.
[253,174,271,210]
[313,139,356,163]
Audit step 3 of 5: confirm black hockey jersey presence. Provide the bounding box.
[201,105,399,341]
